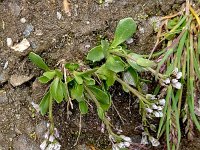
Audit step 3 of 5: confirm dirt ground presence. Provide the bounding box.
[0,0,200,150]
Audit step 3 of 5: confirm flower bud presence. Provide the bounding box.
[176,72,182,79]
[157,106,163,111]
[172,82,182,89]
[159,99,165,106]
[172,79,178,83]
[151,104,158,110]
[153,111,160,117]
[163,78,170,84]
[40,140,47,150]
[145,108,153,113]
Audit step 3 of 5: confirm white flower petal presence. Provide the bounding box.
[172,79,178,84]
[176,72,182,79]
[123,141,131,147]
[163,78,170,84]
[157,106,163,111]
[153,111,160,117]
[151,104,158,110]
[159,99,165,106]
[173,68,178,74]
[40,140,47,150]
[146,108,153,113]
[149,136,160,147]
[49,135,55,142]
[141,133,148,145]
[172,82,182,89]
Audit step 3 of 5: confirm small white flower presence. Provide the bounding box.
[172,82,182,89]
[141,132,148,145]
[149,136,160,147]
[124,141,131,147]
[173,67,178,74]
[159,99,165,106]
[47,123,50,128]
[151,104,158,110]
[146,108,153,113]
[153,111,160,117]
[54,142,61,150]
[163,78,170,84]
[54,128,60,138]
[120,135,132,143]
[157,106,163,111]
[118,142,125,148]
[112,144,120,150]
[176,72,182,79]
[44,131,49,139]
[172,79,178,84]
[49,135,55,142]
[46,143,54,150]
[40,140,47,150]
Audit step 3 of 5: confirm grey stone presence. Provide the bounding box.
[23,24,34,37]
[13,134,39,150]
[0,71,9,84]
[10,74,33,87]
[0,90,8,104]
[35,121,47,139]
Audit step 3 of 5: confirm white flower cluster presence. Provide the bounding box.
[110,135,132,150]
[145,94,165,118]
[163,68,182,89]
[40,124,61,150]
[141,132,160,147]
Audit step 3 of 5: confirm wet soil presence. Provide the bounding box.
[0,0,200,150]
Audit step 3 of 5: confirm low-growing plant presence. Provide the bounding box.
[29,1,200,149]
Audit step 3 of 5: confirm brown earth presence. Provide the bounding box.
[0,0,200,150]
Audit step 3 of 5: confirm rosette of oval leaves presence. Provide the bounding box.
[151,4,200,150]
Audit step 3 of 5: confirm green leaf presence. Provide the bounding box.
[111,18,137,48]
[105,56,125,73]
[39,91,50,116]
[38,76,51,83]
[88,86,110,105]
[71,84,84,102]
[65,63,79,71]
[50,78,64,103]
[55,69,63,79]
[101,40,109,56]
[86,45,104,62]
[83,76,95,85]
[43,71,56,80]
[123,67,138,87]
[79,101,88,114]
[73,71,83,84]
[127,53,145,72]
[97,107,105,120]
[136,58,156,67]
[29,52,50,71]
[96,65,116,87]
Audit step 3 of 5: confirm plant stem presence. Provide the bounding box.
[49,95,54,134]
[116,77,150,104]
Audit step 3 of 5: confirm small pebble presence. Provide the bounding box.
[20,17,26,23]
[86,21,90,25]
[23,24,34,37]
[7,38,13,47]
[126,38,133,44]
[57,12,62,20]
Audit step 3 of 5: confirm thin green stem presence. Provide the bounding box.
[49,95,54,134]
